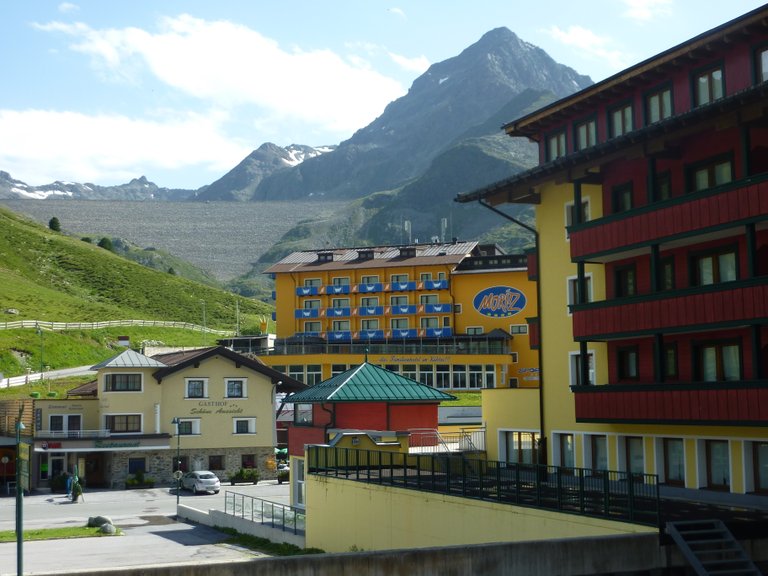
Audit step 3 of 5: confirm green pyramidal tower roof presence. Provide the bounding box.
[287,362,456,403]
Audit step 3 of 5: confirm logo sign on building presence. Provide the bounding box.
[473,286,526,318]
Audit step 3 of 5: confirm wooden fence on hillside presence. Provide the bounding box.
[0,319,233,335]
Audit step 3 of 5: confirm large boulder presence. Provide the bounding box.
[99,523,117,535]
[87,516,113,528]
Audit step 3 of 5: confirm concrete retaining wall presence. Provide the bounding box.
[178,504,305,548]
[64,533,675,576]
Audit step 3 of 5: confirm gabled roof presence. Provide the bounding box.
[151,346,306,393]
[67,380,98,397]
[287,362,456,403]
[90,349,167,370]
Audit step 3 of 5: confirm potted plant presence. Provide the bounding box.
[277,469,289,484]
[228,468,260,485]
[125,470,155,489]
[71,480,83,502]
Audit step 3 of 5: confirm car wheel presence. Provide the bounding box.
[193,484,201,495]
[213,490,219,494]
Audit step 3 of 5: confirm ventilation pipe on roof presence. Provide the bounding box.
[478,199,547,467]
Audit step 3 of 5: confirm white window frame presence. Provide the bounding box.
[360,296,379,307]
[303,299,320,310]
[420,272,432,282]
[332,276,350,286]
[390,273,408,283]
[564,198,591,240]
[233,418,257,435]
[419,294,438,305]
[466,326,484,335]
[420,316,438,329]
[391,318,409,330]
[185,378,209,399]
[48,414,82,434]
[304,278,321,287]
[104,413,143,435]
[331,297,350,308]
[225,378,247,399]
[332,319,350,331]
[178,418,201,435]
[103,372,143,393]
[304,321,321,332]
[390,295,408,306]
[509,324,528,335]
[569,350,595,386]
[361,318,379,330]
[360,275,379,284]
[566,273,593,314]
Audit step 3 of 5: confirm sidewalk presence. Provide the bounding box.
[0,482,290,574]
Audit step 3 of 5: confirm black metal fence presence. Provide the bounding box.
[307,446,660,527]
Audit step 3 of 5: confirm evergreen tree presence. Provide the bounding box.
[48,217,61,231]
[97,237,113,251]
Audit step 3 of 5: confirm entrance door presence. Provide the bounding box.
[706,440,730,490]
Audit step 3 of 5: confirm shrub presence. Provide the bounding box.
[97,237,113,251]
[48,217,61,232]
[229,467,260,484]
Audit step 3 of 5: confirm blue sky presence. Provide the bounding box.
[1,1,764,189]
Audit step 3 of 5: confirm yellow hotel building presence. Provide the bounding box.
[262,242,539,398]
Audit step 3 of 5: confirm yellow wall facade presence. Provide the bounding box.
[482,388,540,461]
[306,475,655,553]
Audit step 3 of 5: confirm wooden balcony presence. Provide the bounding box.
[572,278,768,340]
[572,380,768,425]
[569,176,768,260]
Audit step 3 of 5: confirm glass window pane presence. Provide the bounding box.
[712,69,723,99]
[695,168,709,191]
[697,76,710,105]
[718,251,736,282]
[714,161,731,185]
[593,436,607,470]
[702,346,717,381]
[722,345,740,380]
[709,441,730,486]
[665,439,685,482]
[698,256,714,285]
[757,443,768,490]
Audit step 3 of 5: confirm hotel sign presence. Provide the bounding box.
[473,286,526,318]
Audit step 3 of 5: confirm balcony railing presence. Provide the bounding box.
[36,429,111,439]
[408,427,486,453]
[572,278,768,339]
[294,304,454,319]
[572,380,768,425]
[295,280,450,297]
[307,446,660,527]
[569,174,768,260]
[269,337,509,356]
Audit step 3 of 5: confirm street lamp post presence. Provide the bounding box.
[171,418,181,510]
[16,417,25,576]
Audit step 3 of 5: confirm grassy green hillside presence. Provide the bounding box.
[0,205,273,377]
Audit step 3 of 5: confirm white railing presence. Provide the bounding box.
[408,427,486,454]
[0,319,233,335]
[36,429,111,439]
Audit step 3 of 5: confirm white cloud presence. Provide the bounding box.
[622,0,673,22]
[545,25,630,71]
[58,2,79,13]
[387,7,406,19]
[0,108,249,186]
[388,52,430,74]
[35,15,407,136]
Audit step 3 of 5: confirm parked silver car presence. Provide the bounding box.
[181,471,221,494]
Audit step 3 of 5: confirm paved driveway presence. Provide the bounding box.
[0,482,289,575]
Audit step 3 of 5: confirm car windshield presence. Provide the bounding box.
[198,473,216,479]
